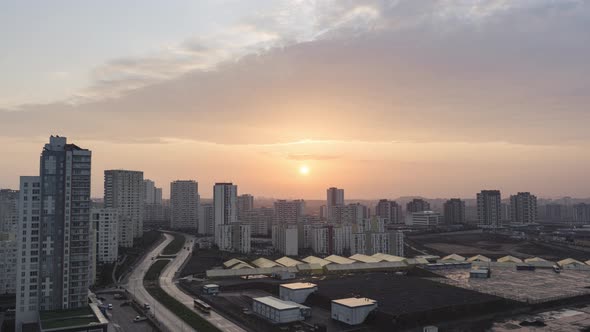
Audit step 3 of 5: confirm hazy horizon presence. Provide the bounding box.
[2,1,590,199]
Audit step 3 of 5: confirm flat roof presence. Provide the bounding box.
[280,282,317,290]
[253,296,309,311]
[325,255,356,265]
[332,297,377,308]
[40,306,104,330]
[203,284,219,288]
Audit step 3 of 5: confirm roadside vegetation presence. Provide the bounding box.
[162,233,186,255]
[143,257,221,332]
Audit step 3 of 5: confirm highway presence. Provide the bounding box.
[124,234,195,332]
[159,233,246,332]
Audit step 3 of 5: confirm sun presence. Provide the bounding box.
[299,165,310,175]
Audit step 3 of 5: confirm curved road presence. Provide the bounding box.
[124,234,195,332]
[159,233,246,332]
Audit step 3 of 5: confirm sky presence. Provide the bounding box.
[1,0,590,199]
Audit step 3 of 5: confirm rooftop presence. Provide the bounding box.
[332,297,377,308]
[301,256,332,267]
[39,305,106,330]
[252,257,284,268]
[275,256,303,267]
[350,254,381,263]
[280,282,317,290]
[325,255,356,265]
[372,253,405,262]
[253,296,309,311]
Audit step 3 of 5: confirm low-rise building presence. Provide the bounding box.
[407,211,441,227]
[279,282,317,304]
[331,297,377,325]
[252,296,311,324]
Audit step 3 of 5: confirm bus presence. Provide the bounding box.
[193,299,211,313]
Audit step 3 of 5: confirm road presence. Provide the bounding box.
[124,233,195,332]
[101,293,152,332]
[159,233,246,332]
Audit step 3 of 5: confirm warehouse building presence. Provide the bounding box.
[302,256,332,267]
[252,296,311,324]
[325,255,356,265]
[331,297,377,325]
[279,282,318,303]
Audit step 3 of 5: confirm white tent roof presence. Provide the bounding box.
[441,254,466,262]
[497,255,523,263]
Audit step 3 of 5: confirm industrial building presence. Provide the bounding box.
[331,297,378,325]
[252,296,311,324]
[279,282,318,303]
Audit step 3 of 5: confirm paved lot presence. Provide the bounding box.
[100,293,151,332]
[432,266,590,303]
[491,305,590,331]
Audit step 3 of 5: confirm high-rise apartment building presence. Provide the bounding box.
[274,200,305,225]
[375,200,402,224]
[0,232,17,294]
[198,203,214,235]
[272,224,298,256]
[91,208,118,264]
[243,207,274,236]
[477,190,502,228]
[406,199,430,213]
[104,170,144,247]
[216,223,251,253]
[170,180,199,231]
[443,199,466,224]
[326,187,344,220]
[16,137,93,329]
[573,203,590,223]
[237,194,254,220]
[543,204,563,221]
[510,192,537,224]
[0,189,19,234]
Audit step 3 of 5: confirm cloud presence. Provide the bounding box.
[287,153,341,161]
[1,0,589,147]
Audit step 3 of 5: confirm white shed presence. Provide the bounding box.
[331,297,377,325]
[279,282,318,304]
[252,296,310,324]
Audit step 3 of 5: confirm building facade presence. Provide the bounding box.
[510,192,537,224]
[477,190,502,228]
[91,208,118,264]
[0,189,19,234]
[170,180,199,231]
[17,137,93,330]
[406,199,430,214]
[272,224,298,256]
[443,199,466,224]
[237,194,254,220]
[0,232,17,294]
[198,203,214,235]
[104,170,144,247]
[375,200,402,225]
[274,200,305,225]
[573,203,590,223]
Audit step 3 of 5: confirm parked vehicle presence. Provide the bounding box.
[133,316,147,323]
[107,304,113,310]
[113,294,123,299]
[143,303,151,310]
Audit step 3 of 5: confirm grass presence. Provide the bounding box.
[40,307,99,329]
[145,259,171,281]
[162,233,186,255]
[143,258,221,332]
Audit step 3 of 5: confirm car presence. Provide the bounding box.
[107,304,113,310]
[113,294,123,299]
[133,316,147,323]
[143,303,151,310]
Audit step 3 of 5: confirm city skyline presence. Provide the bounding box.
[1,1,590,199]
